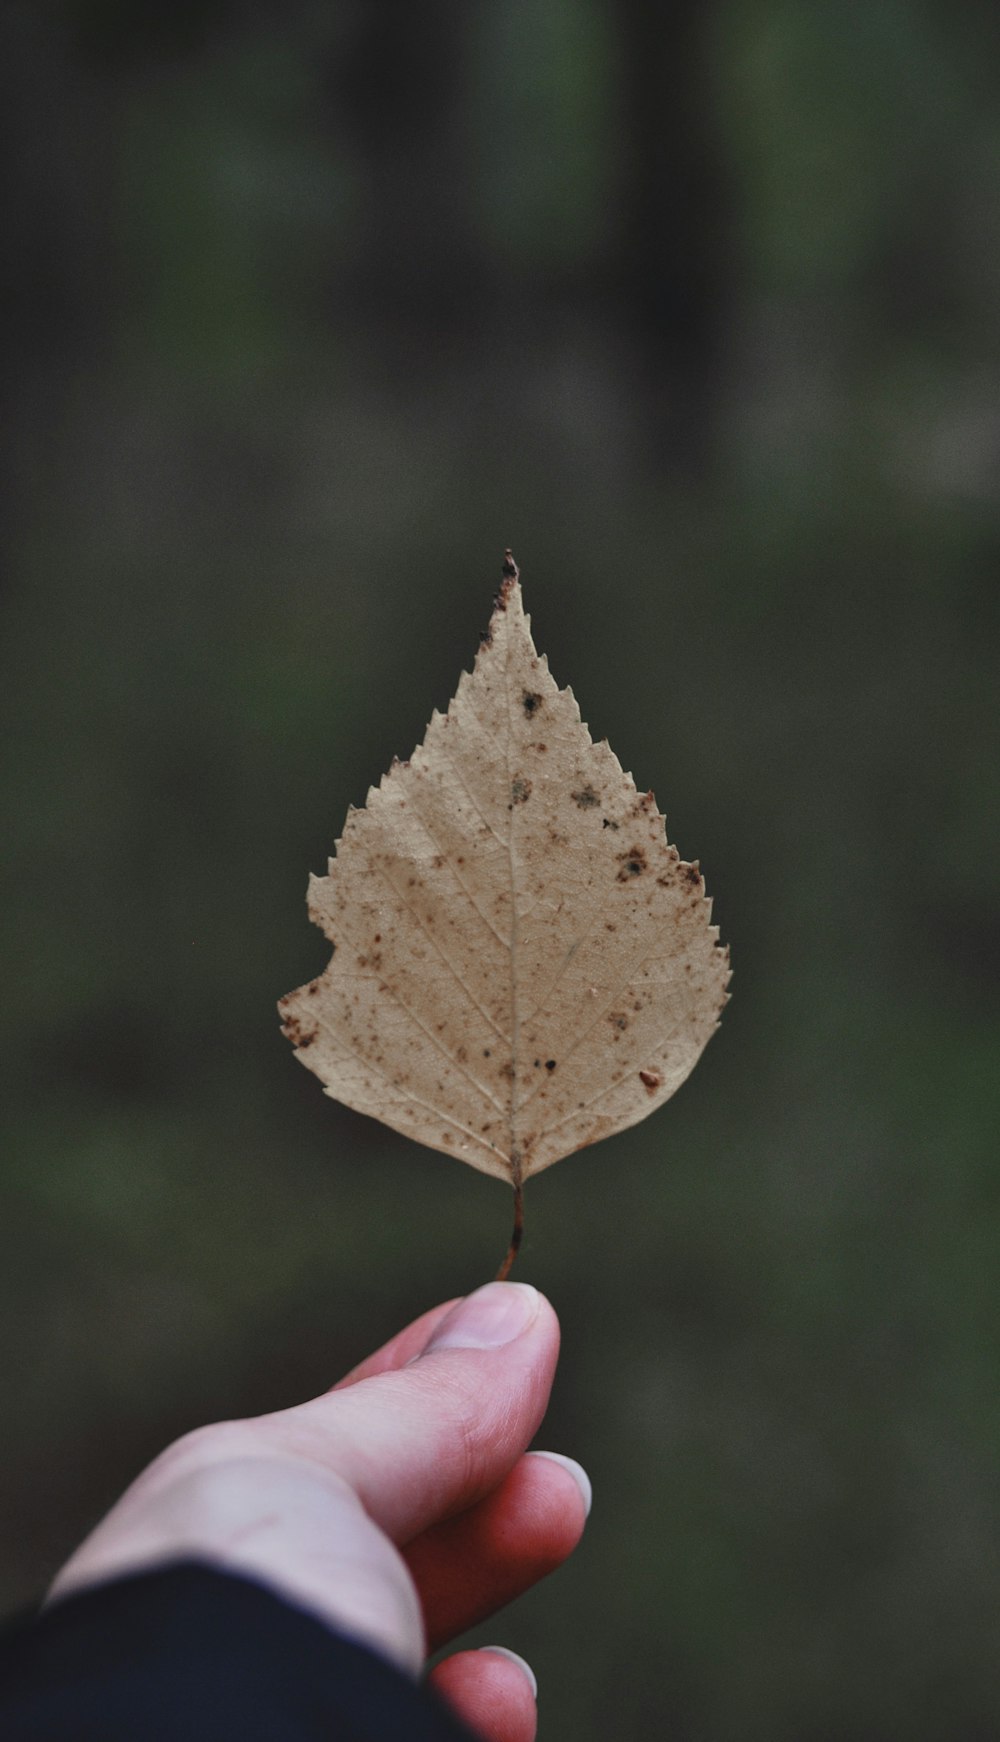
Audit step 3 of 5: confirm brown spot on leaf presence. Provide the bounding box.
[282,1012,318,1050]
[500,1059,516,1080]
[609,1011,629,1032]
[639,1068,663,1095]
[571,784,600,809]
[616,845,648,880]
[683,863,702,888]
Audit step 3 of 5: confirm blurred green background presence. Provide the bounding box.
[2,3,999,1736]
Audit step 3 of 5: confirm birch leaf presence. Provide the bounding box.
[279,553,729,1274]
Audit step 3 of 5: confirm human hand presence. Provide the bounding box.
[49,1282,589,1742]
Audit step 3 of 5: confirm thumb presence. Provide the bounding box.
[270,1283,560,1543]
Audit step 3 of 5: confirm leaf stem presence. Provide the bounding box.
[495,1177,525,1282]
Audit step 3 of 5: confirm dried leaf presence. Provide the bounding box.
[279,554,729,1269]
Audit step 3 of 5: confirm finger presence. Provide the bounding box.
[332,1300,461,1390]
[266,1283,560,1542]
[406,1451,590,1651]
[429,1648,537,1742]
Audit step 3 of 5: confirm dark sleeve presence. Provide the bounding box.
[0,1561,478,1742]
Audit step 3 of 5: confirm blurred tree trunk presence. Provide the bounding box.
[613,1,732,475]
[328,1,484,369]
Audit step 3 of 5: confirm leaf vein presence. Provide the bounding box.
[368,855,507,1045]
[536,1018,684,1144]
[404,792,507,948]
[517,929,697,1118]
[312,1012,509,1163]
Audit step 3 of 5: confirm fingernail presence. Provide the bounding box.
[528,1450,593,1518]
[421,1282,540,1352]
[481,1647,537,1700]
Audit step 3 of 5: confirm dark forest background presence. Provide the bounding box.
[2,4,999,1737]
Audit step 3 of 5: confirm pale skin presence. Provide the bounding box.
[50,1282,590,1742]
